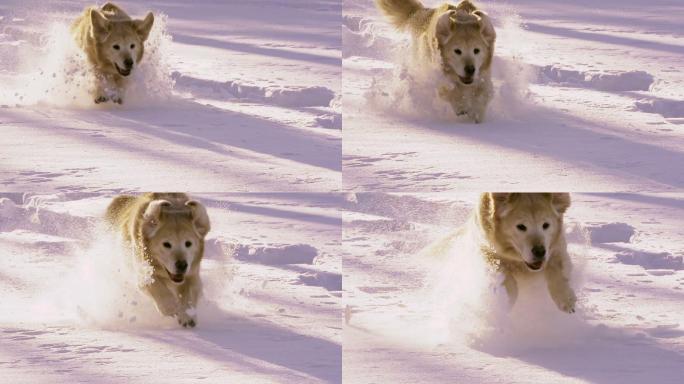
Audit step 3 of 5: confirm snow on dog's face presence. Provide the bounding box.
[483,193,570,271]
[435,9,496,85]
[142,199,210,284]
[90,10,154,77]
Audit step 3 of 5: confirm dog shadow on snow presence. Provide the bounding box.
[473,320,684,384]
[0,99,339,192]
[100,98,340,172]
[476,315,684,384]
[400,98,684,189]
[137,302,341,383]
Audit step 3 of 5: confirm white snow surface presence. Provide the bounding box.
[0,193,342,383]
[342,0,684,192]
[0,0,341,192]
[343,192,684,383]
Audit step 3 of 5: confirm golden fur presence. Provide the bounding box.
[106,193,210,327]
[71,2,154,104]
[376,0,496,122]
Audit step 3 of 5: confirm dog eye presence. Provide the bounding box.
[454,49,462,55]
[113,44,120,50]
[185,241,192,248]
[543,223,550,230]
[474,48,480,54]
[130,44,135,49]
[163,242,172,249]
[516,224,527,231]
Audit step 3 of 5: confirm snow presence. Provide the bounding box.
[0,0,341,192]
[342,0,684,192]
[0,193,342,383]
[587,222,636,244]
[1,0,683,382]
[343,192,684,383]
[538,66,655,92]
[234,244,319,265]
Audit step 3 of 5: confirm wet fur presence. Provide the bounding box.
[106,193,210,327]
[71,2,154,104]
[376,0,496,122]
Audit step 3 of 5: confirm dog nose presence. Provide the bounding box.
[124,58,134,69]
[175,260,188,273]
[532,245,546,260]
[464,65,475,76]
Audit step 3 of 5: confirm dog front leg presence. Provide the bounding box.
[545,254,577,313]
[502,273,518,308]
[110,76,125,105]
[175,277,202,328]
[143,279,179,317]
[93,75,110,104]
[468,104,486,124]
[467,90,491,124]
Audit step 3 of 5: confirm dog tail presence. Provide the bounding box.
[375,0,424,30]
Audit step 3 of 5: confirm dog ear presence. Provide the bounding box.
[185,200,211,237]
[550,193,571,215]
[473,10,496,45]
[479,192,509,230]
[490,193,520,218]
[134,12,155,41]
[142,199,171,237]
[90,9,111,42]
[481,192,510,216]
[435,10,455,44]
[490,193,511,204]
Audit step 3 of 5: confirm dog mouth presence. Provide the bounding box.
[524,260,545,271]
[115,63,131,77]
[165,268,185,283]
[458,75,474,85]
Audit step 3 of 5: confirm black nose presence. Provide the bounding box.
[175,260,188,273]
[124,58,134,69]
[464,65,475,76]
[532,245,546,260]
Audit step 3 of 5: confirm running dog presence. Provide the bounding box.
[376,0,496,122]
[71,2,154,104]
[106,193,210,327]
[429,193,577,313]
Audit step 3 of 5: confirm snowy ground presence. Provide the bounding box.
[343,0,684,192]
[0,193,342,383]
[343,192,684,383]
[0,0,341,192]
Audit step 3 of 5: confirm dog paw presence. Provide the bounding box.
[176,312,196,328]
[559,302,575,314]
[469,112,484,123]
[94,96,109,104]
[555,291,577,314]
[112,97,123,105]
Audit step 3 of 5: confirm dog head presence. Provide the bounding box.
[434,7,496,85]
[90,9,154,77]
[141,198,210,284]
[480,193,570,271]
